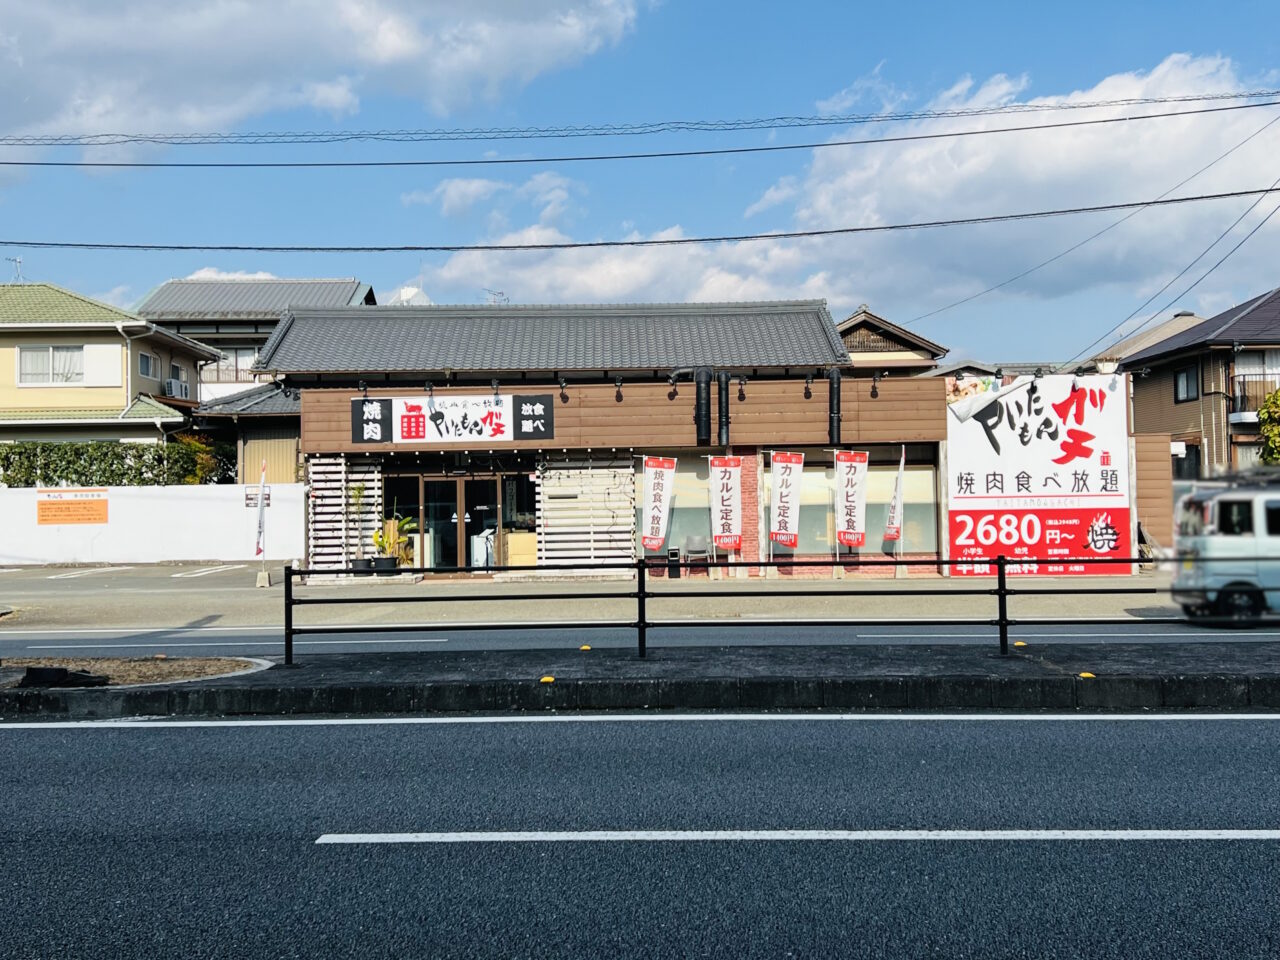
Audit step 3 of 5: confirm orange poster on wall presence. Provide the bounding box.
[37,489,109,525]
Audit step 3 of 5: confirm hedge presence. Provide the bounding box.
[0,435,236,487]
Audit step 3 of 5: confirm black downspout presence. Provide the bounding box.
[695,366,713,447]
[716,370,731,447]
[827,367,842,446]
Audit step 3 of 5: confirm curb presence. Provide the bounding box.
[2,673,1279,720]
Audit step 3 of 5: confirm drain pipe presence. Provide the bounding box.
[114,322,146,419]
[827,367,842,446]
[716,370,731,446]
[694,366,713,446]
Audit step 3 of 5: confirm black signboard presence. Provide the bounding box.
[513,394,555,441]
[351,398,392,443]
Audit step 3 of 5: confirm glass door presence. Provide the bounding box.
[423,479,460,570]
[463,479,499,570]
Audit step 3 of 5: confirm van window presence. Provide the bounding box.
[1178,499,1210,536]
[1267,501,1280,536]
[1217,500,1255,535]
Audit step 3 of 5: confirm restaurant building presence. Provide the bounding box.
[251,300,960,575]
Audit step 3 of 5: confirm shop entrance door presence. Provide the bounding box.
[419,477,502,571]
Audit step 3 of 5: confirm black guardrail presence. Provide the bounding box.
[278,553,1278,665]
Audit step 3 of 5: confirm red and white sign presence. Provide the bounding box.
[641,456,678,551]
[835,451,869,548]
[392,396,511,444]
[946,373,1130,576]
[708,456,742,550]
[769,451,804,548]
[883,446,905,542]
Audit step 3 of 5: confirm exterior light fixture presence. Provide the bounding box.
[955,371,965,382]
[1139,367,1151,378]
[1095,359,1119,376]
[871,372,882,400]
[558,377,568,402]
[358,379,368,397]
[424,381,434,397]
[737,375,746,401]
[1034,368,1044,379]
[804,374,814,399]
[994,367,1004,378]
[1233,340,1243,353]
[491,378,500,399]
[615,376,623,402]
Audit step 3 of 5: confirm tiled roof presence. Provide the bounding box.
[837,306,949,359]
[0,283,141,324]
[197,382,300,417]
[137,278,373,319]
[1091,312,1205,363]
[254,301,851,374]
[1122,288,1280,366]
[0,396,186,422]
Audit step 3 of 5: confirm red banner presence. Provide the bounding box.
[949,507,1131,576]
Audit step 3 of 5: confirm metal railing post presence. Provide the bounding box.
[636,556,648,659]
[283,564,294,666]
[996,554,1009,656]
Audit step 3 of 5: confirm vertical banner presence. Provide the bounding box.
[834,451,870,548]
[708,456,742,550]
[641,456,678,551]
[254,458,268,557]
[884,446,905,542]
[769,451,804,548]
[945,373,1131,575]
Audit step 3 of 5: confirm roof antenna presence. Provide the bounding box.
[4,257,23,283]
[484,288,509,305]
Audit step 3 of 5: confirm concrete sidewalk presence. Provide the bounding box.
[4,639,1277,719]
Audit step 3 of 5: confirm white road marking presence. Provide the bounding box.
[170,565,247,579]
[24,637,449,650]
[315,829,1280,845]
[0,620,622,637]
[0,568,21,574]
[46,566,134,580]
[6,713,1280,730]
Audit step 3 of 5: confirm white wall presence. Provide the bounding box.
[0,484,306,565]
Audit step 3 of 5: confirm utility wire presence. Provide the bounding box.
[1060,173,1280,370]
[905,112,1280,326]
[9,88,1279,147]
[5,186,1280,255]
[6,101,1276,171]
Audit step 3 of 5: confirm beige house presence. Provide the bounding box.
[0,283,220,442]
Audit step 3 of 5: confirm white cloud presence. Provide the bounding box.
[417,54,1280,359]
[90,284,133,309]
[0,1,639,139]
[404,178,513,215]
[744,176,799,218]
[517,171,578,222]
[186,267,278,280]
[816,61,909,116]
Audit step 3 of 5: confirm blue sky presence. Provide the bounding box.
[2,0,1279,362]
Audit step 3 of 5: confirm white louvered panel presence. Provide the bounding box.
[536,462,636,567]
[306,454,382,571]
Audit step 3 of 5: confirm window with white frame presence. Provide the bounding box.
[169,361,188,383]
[18,345,85,384]
[202,347,259,383]
[139,352,160,379]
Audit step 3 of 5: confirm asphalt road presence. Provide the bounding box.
[4,714,1280,959]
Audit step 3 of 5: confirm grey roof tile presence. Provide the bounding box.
[254,301,850,373]
[137,278,372,319]
[197,383,301,416]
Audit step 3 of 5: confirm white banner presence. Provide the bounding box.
[884,446,905,542]
[641,456,678,551]
[254,458,268,557]
[708,456,742,550]
[392,395,512,444]
[769,451,804,548]
[834,450,869,548]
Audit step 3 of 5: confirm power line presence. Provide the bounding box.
[9,88,1279,147]
[905,112,1280,326]
[1061,173,1280,370]
[6,186,1280,255]
[7,101,1276,171]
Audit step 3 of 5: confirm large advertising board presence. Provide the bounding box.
[946,372,1130,576]
[351,394,555,445]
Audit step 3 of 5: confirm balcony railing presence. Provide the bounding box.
[1231,374,1280,414]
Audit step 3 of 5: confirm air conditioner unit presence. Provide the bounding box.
[164,379,190,399]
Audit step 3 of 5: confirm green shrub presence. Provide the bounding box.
[0,435,236,487]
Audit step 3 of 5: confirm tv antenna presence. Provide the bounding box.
[484,288,509,304]
[4,257,22,282]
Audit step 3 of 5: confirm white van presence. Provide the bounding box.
[1173,484,1280,621]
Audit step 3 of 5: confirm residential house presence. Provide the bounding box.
[136,277,376,403]
[0,283,219,442]
[1120,288,1280,478]
[836,305,948,374]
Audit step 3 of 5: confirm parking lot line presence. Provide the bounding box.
[170,565,248,579]
[46,567,134,580]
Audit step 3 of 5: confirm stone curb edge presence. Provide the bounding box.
[3,674,1280,719]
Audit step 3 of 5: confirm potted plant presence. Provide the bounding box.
[348,483,373,575]
[371,514,418,576]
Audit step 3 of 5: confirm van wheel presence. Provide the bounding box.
[1215,585,1263,623]
[1182,604,1212,620]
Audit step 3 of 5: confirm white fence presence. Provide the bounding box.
[0,484,307,565]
